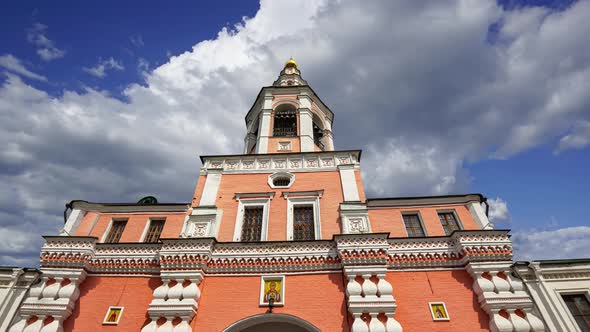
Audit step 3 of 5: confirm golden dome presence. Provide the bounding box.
[284,58,298,69]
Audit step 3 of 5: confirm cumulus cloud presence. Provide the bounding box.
[0,54,47,81]
[512,226,590,261]
[2,0,590,265]
[27,23,66,61]
[83,57,125,78]
[488,197,510,222]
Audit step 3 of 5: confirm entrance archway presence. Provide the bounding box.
[223,313,320,332]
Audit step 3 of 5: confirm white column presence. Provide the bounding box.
[339,165,360,202]
[298,94,314,152]
[324,120,334,151]
[255,96,273,154]
[199,169,222,206]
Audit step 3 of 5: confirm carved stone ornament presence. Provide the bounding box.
[348,218,367,233]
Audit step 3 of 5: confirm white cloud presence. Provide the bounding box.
[0,54,47,81]
[512,226,590,261]
[555,120,590,153]
[130,34,145,47]
[83,57,125,78]
[27,23,66,61]
[488,197,510,222]
[1,0,590,265]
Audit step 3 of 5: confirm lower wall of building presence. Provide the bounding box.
[194,273,348,331]
[63,276,159,331]
[387,270,489,332]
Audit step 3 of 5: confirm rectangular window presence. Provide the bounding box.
[293,205,315,241]
[144,220,165,243]
[104,220,127,243]
[241,206,264,242]
[562,294,590,331]
[403,214,425,237]
[438,212,461,235]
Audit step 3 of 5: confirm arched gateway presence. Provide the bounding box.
[223,313,321,332]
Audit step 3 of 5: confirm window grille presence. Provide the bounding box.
[403,214,425,237]
[562,294,590,331]
[144,220,165,243]
[438,212,461,235]
[273,109,297,137]
[105,220,127,243]
[273,177,291,187]
[241,206,264,242]
[293,205,315,241]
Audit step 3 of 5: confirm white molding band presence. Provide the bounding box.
[201,151,361,175]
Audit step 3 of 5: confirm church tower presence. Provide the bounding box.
[244,58,334,154]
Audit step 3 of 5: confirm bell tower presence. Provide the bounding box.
[243,59,334,154]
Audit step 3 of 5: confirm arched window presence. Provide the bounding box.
[313,122,324,151]
[268,172,295,188]
[273,105,297,137]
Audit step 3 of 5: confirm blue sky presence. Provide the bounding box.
[0,0,589,266]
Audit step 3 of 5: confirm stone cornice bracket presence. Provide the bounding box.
[141,239,213,332]
[9,236,95,332]
[336,234,402,332]
[467,262,545,332]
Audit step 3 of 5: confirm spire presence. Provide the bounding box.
[273,58,308,86]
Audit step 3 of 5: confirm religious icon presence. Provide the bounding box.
[260,276,285,306]
[103,306,124,325]
[429,302,450,321]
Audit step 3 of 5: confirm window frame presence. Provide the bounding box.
[268,172,295,189]
[401,211,428,237]
[233,197,271,242]
[101,218,128,243]
[141,218,166,243]
[436,209,463,235]
[557,289,590,331]
[286,196,321,241]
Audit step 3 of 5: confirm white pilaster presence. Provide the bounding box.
[255,96,273,154]
[468,202,493,230]
[60,208,85,236]
[298,94,314,152]
[339,165,361,202]
[199,169,222,206]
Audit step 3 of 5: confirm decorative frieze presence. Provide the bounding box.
[200,150,361,175]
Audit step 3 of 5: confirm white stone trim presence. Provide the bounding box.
[256,106,272,154]
[100,218,127,243]
[199,169,222,206]
[340,204,372,234]
[102,306,124,325]
[140,218,166,242]
[286,196,322,241]
[338,165,360,202]
[233,198,271,242]
[201,151,360,175]
[299,106,315,152]
[259,275,285,306]
[401,210,428,237]
[436,208,464,234]
[223,313,320,332]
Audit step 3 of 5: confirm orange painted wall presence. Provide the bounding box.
[369,205,479,237]
[268,137,301,153]
[194,273,348,331]
[64,276,159,331]
[192,175,207,207]
[214,171,345,241]
[74,212,99,236]
[86,213,186,242]
[387,270,489,332]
